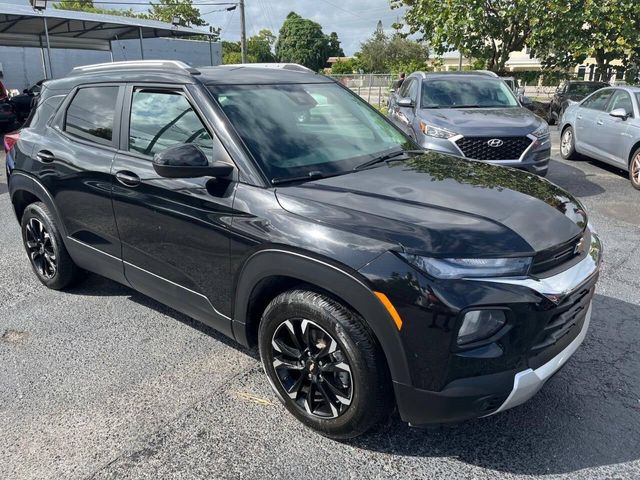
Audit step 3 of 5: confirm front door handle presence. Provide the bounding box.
[577,115,583,120]
[115,170,141,187]
[596,119,604,126]
[36,150,55,163]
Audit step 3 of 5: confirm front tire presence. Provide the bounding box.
[21,202,83,290]
[560,126,578,160]
[259,289,393,439]
[630,148,640,190]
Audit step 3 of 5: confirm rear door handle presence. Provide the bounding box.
[596,120,604,126]
[36,150,55,163]
[115,170,141,187]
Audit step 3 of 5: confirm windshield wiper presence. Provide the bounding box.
[271,170,325,185]
[354,149,425,171]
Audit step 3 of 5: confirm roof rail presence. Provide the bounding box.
[221,62,314,73]
[71,60,200,75]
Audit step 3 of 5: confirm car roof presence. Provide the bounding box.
[44,61,333,91]
[409,71,502,81]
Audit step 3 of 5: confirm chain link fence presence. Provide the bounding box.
[327,74,395,109]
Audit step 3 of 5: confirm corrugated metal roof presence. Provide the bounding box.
[0,3,215,51]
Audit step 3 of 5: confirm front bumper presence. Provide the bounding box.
[362,230,601,426]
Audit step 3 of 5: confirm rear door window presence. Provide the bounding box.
[581,89,614,111]
[64,86,118,146]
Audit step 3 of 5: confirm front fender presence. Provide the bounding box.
[231,248,411,384]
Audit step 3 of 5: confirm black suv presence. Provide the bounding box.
[6,61,601,439]
[548,80,609,125]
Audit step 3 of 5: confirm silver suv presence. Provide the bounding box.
[388,72,551,176]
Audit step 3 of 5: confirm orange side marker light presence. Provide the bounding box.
[374,291,403,331]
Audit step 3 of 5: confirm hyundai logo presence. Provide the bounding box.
[487,138,504,148]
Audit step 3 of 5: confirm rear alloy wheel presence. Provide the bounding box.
[21,202,83,290]
[259,289,393,439]
[630,149,640,190]
[560,126,578,160]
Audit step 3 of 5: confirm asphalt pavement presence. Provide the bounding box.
[1,129,639,479]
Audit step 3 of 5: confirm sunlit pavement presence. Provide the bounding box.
[1,139,639,479]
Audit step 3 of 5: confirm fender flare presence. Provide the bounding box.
[8,171,68,238]
[232,248,411,384]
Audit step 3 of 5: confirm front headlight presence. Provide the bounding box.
[531,123,550,140]
[401,254,532,279]
[419,121,457,139]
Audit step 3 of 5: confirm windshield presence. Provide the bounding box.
[421,78,518,108]
[567,83,607,97]
[208,82,411,182]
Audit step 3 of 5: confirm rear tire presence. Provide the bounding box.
[629,148,640,190]
[560,126,578,160]
[258,289,393,439]
[21,202,83,290]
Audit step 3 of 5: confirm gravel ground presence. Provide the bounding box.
[1,129,639,479]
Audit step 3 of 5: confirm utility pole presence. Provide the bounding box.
[239,0,247,63]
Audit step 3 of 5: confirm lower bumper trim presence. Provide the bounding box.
[486,302,592,416]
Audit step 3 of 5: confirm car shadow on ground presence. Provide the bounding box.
[547,159,607,197]
[351,293,640,475]
[66,273,258,357]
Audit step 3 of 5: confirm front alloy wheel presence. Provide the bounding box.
[259,289,393,439]
[560,127,577,160]
[271,318,353,418]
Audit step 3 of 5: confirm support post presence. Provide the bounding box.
[109,40,114,62]
[239,0,247,63]
[139,27,144,60]
[43,16,53,78]
[39,36,48,79]
[208,36,214,66]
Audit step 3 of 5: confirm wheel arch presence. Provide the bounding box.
[628,140,640,168]
[9,172,68,237]
[232,248,411,384]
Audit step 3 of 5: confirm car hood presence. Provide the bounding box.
[418,107,542,137]
[275,153,586,257]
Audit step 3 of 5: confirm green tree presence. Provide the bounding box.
[248,29,276,62]
[356,22,428,73]
[391,0,547,72]
[529,0,640,81]
[331,58,357,74]
[327,32,345,57]
[53,0,142,18]
[148,0,207,27]
[275,12,330,71]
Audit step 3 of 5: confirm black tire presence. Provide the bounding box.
[21,202,83,290]
[560,126,578,160]
[259,289,393,439]
[630,147,640,190]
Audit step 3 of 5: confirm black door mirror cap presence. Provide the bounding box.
[152,143,234,179]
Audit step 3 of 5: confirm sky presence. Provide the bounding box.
[6,0,407,55]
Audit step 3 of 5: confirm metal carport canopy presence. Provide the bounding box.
[0,3,214,51]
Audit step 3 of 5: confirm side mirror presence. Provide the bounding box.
[397,97,414,108]
[609,108,629,120]
[23,89,29,94]
[152,143,234,179]
[518,95,533,106]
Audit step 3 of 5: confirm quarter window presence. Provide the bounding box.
[128,89,214,159]
[581,89,614,111]
[64,86,118,146]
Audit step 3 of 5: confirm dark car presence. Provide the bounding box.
[6,61,601,439]
[388,72,550,176]
[548,80,609,125]
[10,79,44,123]
[0,99,17,132]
